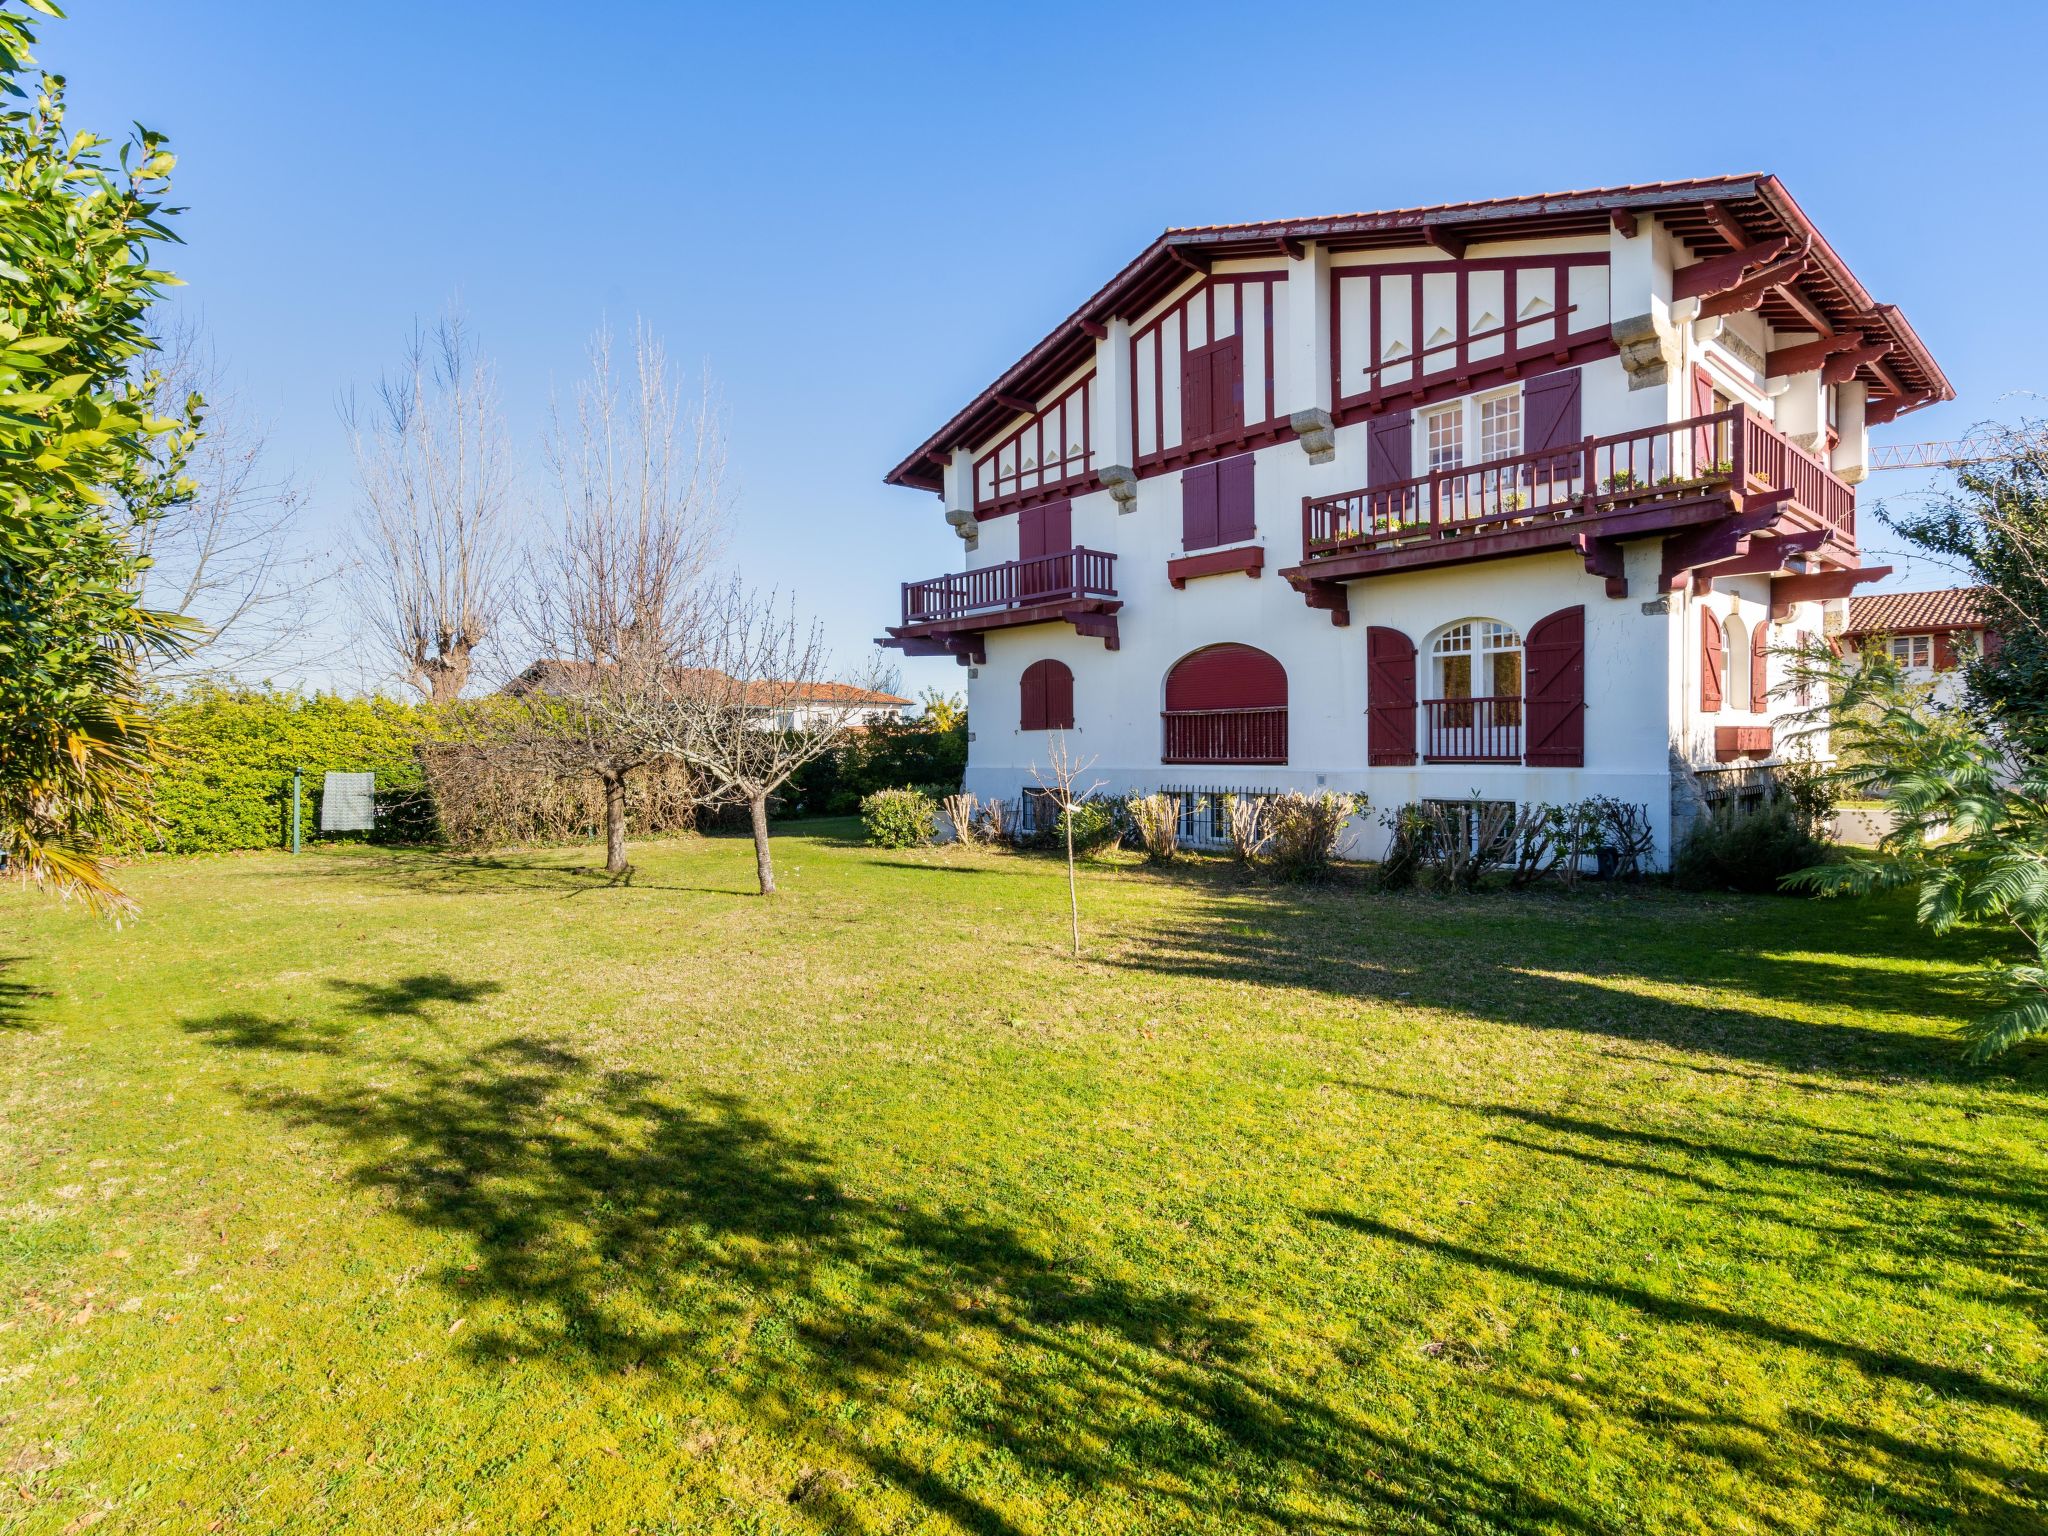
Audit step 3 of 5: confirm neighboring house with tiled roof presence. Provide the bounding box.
[1840,588,1994,688]
[504,660,913,729]
[878,174,1950,863]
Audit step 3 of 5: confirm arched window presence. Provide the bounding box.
[1724,614,1750,714]
[1162,643,1287,764]
[1422,620,1522,761]
[1019,659,1074,731]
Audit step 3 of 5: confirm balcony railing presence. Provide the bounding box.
[902,547,1116,625]
[1302,406,1853,562]
[1422,696,1523,763]
[1161,707,1289,765]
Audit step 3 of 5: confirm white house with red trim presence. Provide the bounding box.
[1839,588,1992,707]
[879,177,1952,861]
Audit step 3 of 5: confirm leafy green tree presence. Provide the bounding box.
[0,0,197,913]
[1783,643,2048,1059]
[1882,424,2048,755]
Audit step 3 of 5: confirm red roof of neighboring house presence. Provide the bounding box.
[743,680,911,708]
[505,660,910,709]
[884,174,1953,494]
[1843,588,1988,636]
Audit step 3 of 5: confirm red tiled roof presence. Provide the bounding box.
[505,660,910,708]
[884,174,1953,494]
[1844,588,1988,635]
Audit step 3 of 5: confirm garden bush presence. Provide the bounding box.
[860,788,938,849]
[1057,795,1126,858]
[1125,793,1179,863]
[1261,791,1364,881]
[1674,796,1830,894]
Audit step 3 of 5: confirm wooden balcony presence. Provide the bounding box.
[1162,706,1288,765]
[1422,696,1524,763]
[1284,407,1860,614]
[880,548,1120,664]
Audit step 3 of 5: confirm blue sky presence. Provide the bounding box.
[50,0,2046,697]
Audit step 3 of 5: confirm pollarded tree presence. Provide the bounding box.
[0,3,199,913]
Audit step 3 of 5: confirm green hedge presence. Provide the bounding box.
[134,687,444,854]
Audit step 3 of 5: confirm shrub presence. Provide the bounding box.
[1261,791,1364,881]
[860,788,938,849]
[1376,803,1431,890]
[1057,795,1125,859]
[974,796,1015,846]
[1674,796,1829,893]
[939,791,980,845]
[419,742,699,851]
[1126,793,1180,864]
[1222,793,1267,868]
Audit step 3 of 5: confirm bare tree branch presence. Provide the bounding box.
[344,311,519,703]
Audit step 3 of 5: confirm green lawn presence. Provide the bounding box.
[1,824,2043,1534]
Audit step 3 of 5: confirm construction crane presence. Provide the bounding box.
[1868,426,2047,472]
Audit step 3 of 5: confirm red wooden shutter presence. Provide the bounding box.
[1701,608,1724,713]
[1018,500,1071,597]
[1020,661,1047,730]
[1366,626,1418,765]
[1216,453,1255,543]
[1524,605,1586,767]
[1691,365,1718,472]
[1182,345,1213,447]
[1210,335,1244,442]
[1367,408,1413,489]
[1181,463,1219,550]
[1164,644,1286,710]
[1933,631,1958,671]
[1020,660,1073,731]
[1523,369,1581,477]
[1749,622,1770,713]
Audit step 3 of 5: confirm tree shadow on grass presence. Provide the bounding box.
[0,955,46,1029]
[1104,880,2046,1092]
[273,847,759,900]
[182,973,504,1055]
[192,1003,1619,1535]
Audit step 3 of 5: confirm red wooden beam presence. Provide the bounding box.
[1671,237,1793,302]
[1609,207,1638,239]
[1775,280,1835,337]
[1078,317,1108,341]
[1699,528,1828,582]
[1167,244,1208,275]
[1697,255,1809,319]
[1700,202,1751,249]
[1167,545,1265,589]
[993,391,1037,416]
[1276,235,1306,260]
[1765,333,1864,378]
[1770,564,1892,620]
[1290,575,1351,626]
[1421,223,1466,259]
[1572,532,1627,599]
[1864,393,1920,427]
[1822,340,1894,385]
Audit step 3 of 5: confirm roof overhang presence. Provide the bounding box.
[884,174,1954,495]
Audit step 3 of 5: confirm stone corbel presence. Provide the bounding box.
[1289,408,1336,463]
[1611,311,1681,390]
[1097,464,1139,513]
[944,505,979,549]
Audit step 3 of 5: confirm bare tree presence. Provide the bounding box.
[509,323,729,876]
[129,320,328,681]
[662,578,892,895]
[1031,732,1104,957]
[345,313,518,703]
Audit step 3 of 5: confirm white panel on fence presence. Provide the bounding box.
[320,772,375,833]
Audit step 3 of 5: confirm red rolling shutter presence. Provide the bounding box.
[1164,644,1286,710]
[1367,408,1413,489]
[1019,659,1074,731]
[1523,369,1581,477]
[1366,626,1418,765]
[1217,453,1255,543]
[1181,463,1219,550]
[1750,622,1770,713]
[1701,608,1724,713]
[1524,605,1586,767]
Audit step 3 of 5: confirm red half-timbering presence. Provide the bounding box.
[974,372,1094,515]
[1162,643,1288,764]
[1133,271,1286,474]
[1331,254,1612,421]
[1523,606,1586,767]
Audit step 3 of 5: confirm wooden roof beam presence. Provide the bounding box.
[1609,207,1638,238]
[992,391,1037,416]
[1822,340,1894,385]
[1766,333,1863,377]
[1422,223,1467,259]
[1697,255,1810,319]
[1078,317,1108,341]
[1700,202,1752,248]
[1771,565,1891,621]
[1671,236,1792,302]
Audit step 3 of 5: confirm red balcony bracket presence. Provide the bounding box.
[1660,506,1795,593]
[1697,254,1810,319]
[1765,333,1866,378]
[1288,573,1351,627]
[1671,237,1792,302]
[1699,528,1827,586]
[1769,564,1892,621]
[1715,725,1774,762]
[1574,533,1628,599]
[1067,608,1121,650]
[1168,544,1264,589]
[1822,341,1895,386]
